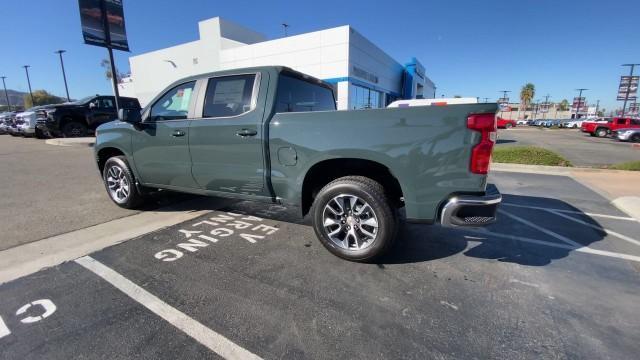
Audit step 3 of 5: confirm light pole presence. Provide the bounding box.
[595,99,600,117]
[1,76,10,112]
[22,65,33,107]
[55,50,71,102]
[621,64,640,117]
[574,88,588,119]
[499,90,511,118]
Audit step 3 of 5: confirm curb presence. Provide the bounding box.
[45,137,95,147]
[491,162,637,175]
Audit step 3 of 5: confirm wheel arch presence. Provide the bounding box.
[300,158,404,217]
[96,146,128,175]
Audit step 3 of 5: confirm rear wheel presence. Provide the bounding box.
[103,156,145,209]
[505,123,512,129]
[631,134,640,143]
[311,176,397,262]
[595,128,608,137]
[62,121,88,137]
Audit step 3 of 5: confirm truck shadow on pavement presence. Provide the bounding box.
[163,192,606,267]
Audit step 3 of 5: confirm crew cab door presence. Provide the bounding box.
[188,72,269,196]
[131,81,198,188]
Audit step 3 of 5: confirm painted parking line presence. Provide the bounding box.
[498,210,583,247]
[501,202,637,221]
[466,231,640,263]
[75,256,262,360]
[548,210,640,247]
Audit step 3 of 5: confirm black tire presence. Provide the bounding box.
[310,176,397,262]
[102,156,145,209]
[631,134,640,143]
[595,128,608,137]
[505,123,512,129]
[62,121,88,137]
[35,128,47,139]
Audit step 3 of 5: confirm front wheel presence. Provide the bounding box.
[103,156,145,209]
[505,123,512,129]
[631,134,640,143]
[311,176,397,262]
[62,121,88,137]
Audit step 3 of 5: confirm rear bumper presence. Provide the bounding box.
[439,184,501,227]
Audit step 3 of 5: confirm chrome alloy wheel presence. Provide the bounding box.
[322,194,379,250]
[106,165,130,203]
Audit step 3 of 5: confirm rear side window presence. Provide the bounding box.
[617,118,626,124]
[203,74,257,118]
[275,75,336,113]
[150,81,196,121]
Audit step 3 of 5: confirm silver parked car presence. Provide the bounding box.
[616,128,640,143]
[15,106,47,137]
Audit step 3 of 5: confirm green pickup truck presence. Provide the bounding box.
[94,66,501,261]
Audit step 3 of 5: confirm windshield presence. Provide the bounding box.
[70,96,96,105]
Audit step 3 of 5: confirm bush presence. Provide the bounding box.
[493,146,572,166]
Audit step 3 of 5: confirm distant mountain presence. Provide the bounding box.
[0,89,26,107]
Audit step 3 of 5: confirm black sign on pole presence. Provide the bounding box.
[79,0,129,51]
[78,0,129,113]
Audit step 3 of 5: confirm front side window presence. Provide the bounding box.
[275,74,336,113]
[150,81,196,121]
[203,74,257,118]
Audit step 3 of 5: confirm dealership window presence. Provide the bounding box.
[150,81,195,121]
[275,74,336,113]
[203,74,257,118]
[351,84,384,109]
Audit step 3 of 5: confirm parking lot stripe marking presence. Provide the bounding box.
[501,203,637,221]
[548,210,640,247]
[498,210,583,247]
[469,230,640,263]
[75,256,262,360]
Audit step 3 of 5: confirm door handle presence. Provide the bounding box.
[236,128,257,137]
[172,130,186,137]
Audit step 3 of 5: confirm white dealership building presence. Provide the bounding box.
[119,17,435,109]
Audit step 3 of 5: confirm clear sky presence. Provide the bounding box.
[1,0,638,112]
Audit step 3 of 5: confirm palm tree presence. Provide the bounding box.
[520,83,535,112]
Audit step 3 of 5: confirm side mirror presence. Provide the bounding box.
[119,108,142,124]
[89,102,97,109]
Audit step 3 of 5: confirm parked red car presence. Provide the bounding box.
[581,117,640,137]
[497,117,517,129]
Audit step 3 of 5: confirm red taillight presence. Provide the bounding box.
[467,113,496,174]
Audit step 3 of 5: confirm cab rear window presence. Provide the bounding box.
[275,75,336,113]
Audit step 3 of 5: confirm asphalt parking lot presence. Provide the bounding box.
[1,170,639,359]
[0,136,188,250]
[496,127,640,167]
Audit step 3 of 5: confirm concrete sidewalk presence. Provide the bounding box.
[492,163,640,221]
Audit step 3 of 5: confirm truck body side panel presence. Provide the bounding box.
[268,103,498,221]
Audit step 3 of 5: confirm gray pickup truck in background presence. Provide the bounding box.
[94,66,501,261]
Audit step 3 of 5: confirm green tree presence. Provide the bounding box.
[558,99,569,111]
[23,90,64,108]
[597,108,606,117]
[519,83,535,111]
